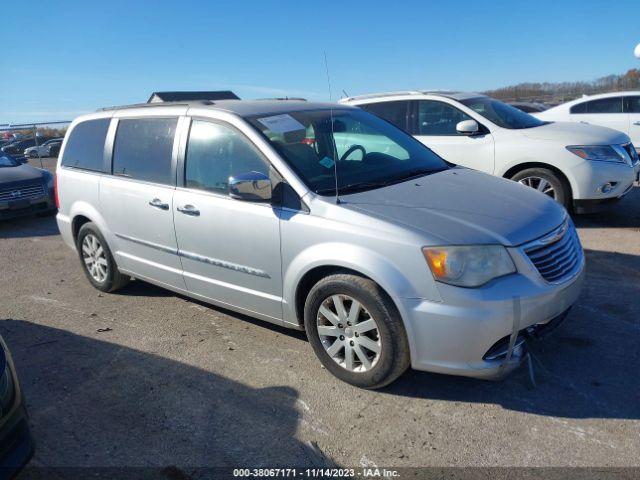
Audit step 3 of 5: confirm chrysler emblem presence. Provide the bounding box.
[11,190,21,198]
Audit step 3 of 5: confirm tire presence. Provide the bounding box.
[29,151,37,158]
[510,167,571,209]
[304,273,410,389]
[76,222,130,292]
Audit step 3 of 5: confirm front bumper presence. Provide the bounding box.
[396,258,585,380]
[569,158,638,202]
[573,161,639,213]
[0,194,55,220]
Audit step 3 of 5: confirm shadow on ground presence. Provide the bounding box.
[0,214,59,239]
[0,320,332,476]
[573,185,640,229]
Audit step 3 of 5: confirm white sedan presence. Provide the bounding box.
[535,91,640,150]
[23,138,63,158]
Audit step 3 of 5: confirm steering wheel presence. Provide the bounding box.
[340,144,366,162]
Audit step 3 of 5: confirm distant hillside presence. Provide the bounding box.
[484,69,640,104]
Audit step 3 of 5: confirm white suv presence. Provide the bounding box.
[341,91,640,212]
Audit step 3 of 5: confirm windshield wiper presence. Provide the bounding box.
[388,166,447,183]
[316,181,389,195]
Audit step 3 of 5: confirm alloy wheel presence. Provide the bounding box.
[518,176,557,199]
[316,294,381,372]
[81,234,108,283]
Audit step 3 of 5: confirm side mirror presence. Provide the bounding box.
[456,119,479,136]
[229,171,272,202]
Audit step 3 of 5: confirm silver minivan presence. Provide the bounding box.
[56,100,585,388]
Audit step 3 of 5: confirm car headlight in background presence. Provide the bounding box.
[566,145,629,165]
[422,245,516,288]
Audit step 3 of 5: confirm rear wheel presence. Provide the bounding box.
[76,222,130,292]
[304,274,410,389]
[510,167,571,209]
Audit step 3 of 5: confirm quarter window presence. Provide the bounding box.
[112,118,178,185]
[417,100,473,135]
[185,120,269,195]
[571,97,623,114]
[625,96,640,113]
[61,118,110,171]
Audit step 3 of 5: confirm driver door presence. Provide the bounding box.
[410,100,495,174]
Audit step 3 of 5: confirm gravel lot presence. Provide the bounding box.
[1,157,639,474]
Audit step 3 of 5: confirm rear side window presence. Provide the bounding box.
[60,118,110,171]
[359,101,408,130]
[571,97,623,114]
[112,118,178,185]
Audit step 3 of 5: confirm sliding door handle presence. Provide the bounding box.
[177,204,200,216]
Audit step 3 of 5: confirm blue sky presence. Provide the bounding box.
[1,0,640,124]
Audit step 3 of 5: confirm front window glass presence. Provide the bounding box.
[418,100,473,135]
[460,97,546,129]
[247,108,448,195]
[0,155,18,167]
[185,120,269,195]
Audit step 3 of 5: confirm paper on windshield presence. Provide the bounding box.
[257,114,305,134]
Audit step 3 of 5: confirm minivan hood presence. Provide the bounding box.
[522,121,629,145]
[342,168,566,247]
[0,163,45,183]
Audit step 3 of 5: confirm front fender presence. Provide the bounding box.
[282,241,440,326]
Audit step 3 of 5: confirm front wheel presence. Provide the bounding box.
[304,274,410,389]
[510,167,571,209]
[76,222,130,292]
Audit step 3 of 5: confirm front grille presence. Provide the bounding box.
[0,183,45,202]
[524,220,583,283]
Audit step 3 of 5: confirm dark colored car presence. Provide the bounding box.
[0,334,34,478]
[1,138,51,156]
[508,102,549,113]
[47,141,62,157]
[0,154,56,220]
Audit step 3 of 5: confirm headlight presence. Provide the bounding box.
[566,145,627,164]
[423,245,516,287]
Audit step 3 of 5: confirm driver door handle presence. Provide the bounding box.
[148,198,169,210]
[177,204,200,216]
[633,121,640,126]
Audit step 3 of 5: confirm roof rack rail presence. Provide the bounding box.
[255,97,307,101]
[98,102,190,112]
[340,90,424,102]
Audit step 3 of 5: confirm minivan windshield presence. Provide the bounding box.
[247,108,449,195]
[460,97,547,129]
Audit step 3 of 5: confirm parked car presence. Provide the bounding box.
[534,91,640,150]
[56,100,585,388]
[509,102,549,113]
[1,137,51,156]
[23,138,64,158]
[0,153,56,219]
[341,91,640,212]
[0,334,34,477]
